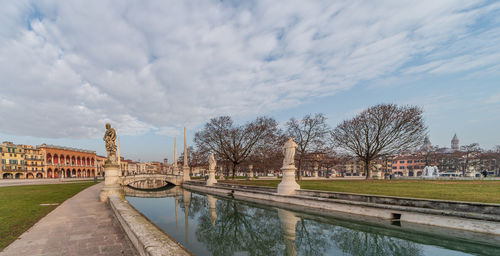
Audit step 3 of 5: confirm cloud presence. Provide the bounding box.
[0,0,498,138]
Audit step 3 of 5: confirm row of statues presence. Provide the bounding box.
[104,123,300,195]
[105,123,298,170]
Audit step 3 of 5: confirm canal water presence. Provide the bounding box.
[125,186,500,256]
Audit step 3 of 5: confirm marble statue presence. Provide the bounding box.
[100,123,123,202]
[422,166,440,177]
[209,153,216,170]
[103,123,117,163]
[282,137,298,167]
[277,138,300,195]
[206,153,217,186]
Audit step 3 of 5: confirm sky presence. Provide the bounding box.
[0,0,499,162]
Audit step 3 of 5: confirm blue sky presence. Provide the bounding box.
[0,0,499,161]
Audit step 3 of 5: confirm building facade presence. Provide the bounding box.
[40,144,97,178]
[21,144,45,178]
[1,142,26,179]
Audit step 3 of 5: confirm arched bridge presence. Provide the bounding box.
[121,174,184,188]
[123,185,183,198]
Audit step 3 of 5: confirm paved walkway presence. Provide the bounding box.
[1,183,137,256]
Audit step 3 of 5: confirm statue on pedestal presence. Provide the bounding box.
[103,123,117,164]
[100,123,123,202]
[278,138,300,195]
[209,153,216,170]
[282,138,298,167]
[206,153,217,186]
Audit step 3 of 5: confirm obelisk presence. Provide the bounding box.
[173,137,177,175]
[183,127,190,181]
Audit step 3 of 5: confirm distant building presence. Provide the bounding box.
[451,134,459,151]
[21,144,45,178]
[1,141,26,179]
[420,136,433,152]
[391,154,426,177]
[40,144,96,178]
[96,155,106,177]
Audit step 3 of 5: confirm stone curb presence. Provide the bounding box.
[108,196,191,256]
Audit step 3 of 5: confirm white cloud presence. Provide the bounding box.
[0,0,498,138]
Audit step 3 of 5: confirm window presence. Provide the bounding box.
[399,160,405,163]
[399,166,404,169]
[407,160,413,163]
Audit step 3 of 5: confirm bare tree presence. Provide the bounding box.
[460,143,481,176]
[194,116,280,179]
[286,113,330,180]
[330,104,426,179]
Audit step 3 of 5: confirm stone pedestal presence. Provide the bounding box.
[277,166,300,195]
[100,163,124,202]
[248,170,254,180]
[183,166,190,182]
[206,167,217,186]
[247,165,255,180]
[313,169,319,178]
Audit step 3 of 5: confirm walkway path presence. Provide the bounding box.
[1,183,137,256]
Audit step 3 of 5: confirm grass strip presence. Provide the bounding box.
[220,179,500,204]
[0,182,97,250]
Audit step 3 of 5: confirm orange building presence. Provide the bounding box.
[40,144,97,178]
[391,154,426,177]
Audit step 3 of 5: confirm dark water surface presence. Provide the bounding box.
[126,187,500,256]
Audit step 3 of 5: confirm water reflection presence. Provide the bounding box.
[278,209,299,256]
[125,187,499,256]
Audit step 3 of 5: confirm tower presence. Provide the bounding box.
[451,134,459,151]
[421,135,432,152]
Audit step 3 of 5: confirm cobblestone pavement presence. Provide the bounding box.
[1,183,137,256]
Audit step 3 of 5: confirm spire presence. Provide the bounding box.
[183,127,188,167]
[173,137,177,168]
[183,127,190,181]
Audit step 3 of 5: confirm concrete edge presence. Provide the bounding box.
[190,182,500,222]
[183,183,500,235]
[211,181,500,207]
[108,195,191,256]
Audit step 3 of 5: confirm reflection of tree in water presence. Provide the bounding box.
[331,227,424,256]
[194,198,284,256]
[184,193,424,256]
[295,218,331,256]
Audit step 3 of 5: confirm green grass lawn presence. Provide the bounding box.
[0,182,97,250]
[220,179,500,204]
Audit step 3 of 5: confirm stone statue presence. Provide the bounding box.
[209,153,216,170]
[206,153,217,186]
[282,138,298,167]
[103,123,117,163]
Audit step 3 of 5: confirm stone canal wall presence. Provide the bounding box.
[183,181,500,235]
[108,196,191,256]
